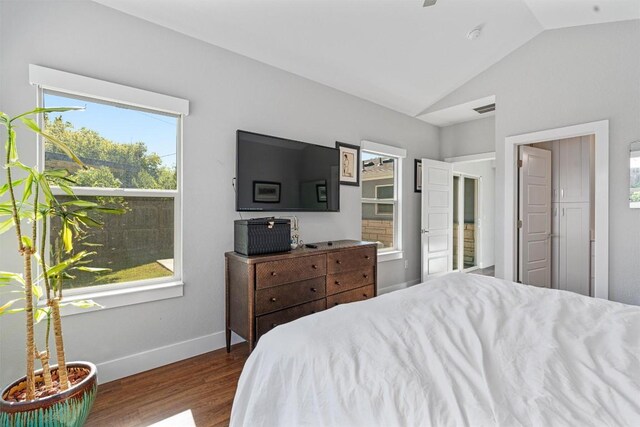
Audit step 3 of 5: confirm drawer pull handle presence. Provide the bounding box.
[334,302,339,306]
[363,293,368,298]
[310,287,317,292]
[271,323,278,328]
[365,255,370,259]
[311,310,316,314]
[270,297,277,302]
[312,264,318,269]
[271,271,277,276]
[363,274,368,279]
[336,260,341,264]
[335,281,340,285]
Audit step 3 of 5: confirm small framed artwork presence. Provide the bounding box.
[335,141,360,186]
[316,184,327,202]
[414,159,422,193]
[253,181,281,203]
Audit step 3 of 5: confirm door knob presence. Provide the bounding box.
[421,229,429,234]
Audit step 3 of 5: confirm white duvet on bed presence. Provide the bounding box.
[230,273,640,427]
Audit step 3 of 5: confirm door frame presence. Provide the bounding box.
[504,120,609,299]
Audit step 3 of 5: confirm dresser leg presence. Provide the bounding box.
[226,328,231,353]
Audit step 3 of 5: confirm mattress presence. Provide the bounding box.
[230,273,640,426]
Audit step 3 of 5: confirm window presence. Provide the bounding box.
[42,91,181,291]
[360,141,406,260]
[30,65,188,307]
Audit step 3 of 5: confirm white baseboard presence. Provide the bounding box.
[378,278,422,295]
[97,330,244,384]
[98,278,423,383]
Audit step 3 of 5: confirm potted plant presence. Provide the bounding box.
[0,107,123,426]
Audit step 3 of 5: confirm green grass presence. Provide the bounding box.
[67,261,172,288]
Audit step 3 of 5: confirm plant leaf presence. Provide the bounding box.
[34,307,51,324]
[74,266,111,273]
[32,284,43,300]
[0,218,15,235]
[61,200,98,208]
[19,117,86,169]
[0,298,24,316]
[0,271,25,286]
[61,220,73,253]
[11,107,84,123]
[20,235,33,249]
[63,299,103,310]
[0,178,25,197]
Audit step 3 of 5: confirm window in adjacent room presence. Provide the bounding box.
[361,141,405,258]
[41,90,181,292]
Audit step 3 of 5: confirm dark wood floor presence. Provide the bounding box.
[469,265,495,277]
[85,343,250,427]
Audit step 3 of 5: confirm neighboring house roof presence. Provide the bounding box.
[362,158,393,181]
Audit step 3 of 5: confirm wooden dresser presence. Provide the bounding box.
[225,240,377,352]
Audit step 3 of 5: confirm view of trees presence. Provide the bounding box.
[43,115,177,190]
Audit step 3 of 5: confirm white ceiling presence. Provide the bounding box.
[94,0,640,124]
[419,95,495,127]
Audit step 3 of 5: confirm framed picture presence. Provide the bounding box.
[335,141,360,186]
[316,184,327,202]
[414,159,422,193]
[253,181,281,203]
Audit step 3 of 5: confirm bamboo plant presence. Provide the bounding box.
[0,107,123,401]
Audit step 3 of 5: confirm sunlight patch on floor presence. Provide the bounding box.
[146,409,196,427]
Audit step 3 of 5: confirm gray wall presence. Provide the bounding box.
[428,20,640,305]
[0,1,440,385]
[440,117,495,158]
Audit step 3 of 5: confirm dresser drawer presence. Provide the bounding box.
[256,254,326,289]
[327,285,375,308]
[256,276,326,315]
[326,267,374,295]
[256,299,326,340]
[327,247,375,274]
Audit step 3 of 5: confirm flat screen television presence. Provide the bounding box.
[236,130,340,212]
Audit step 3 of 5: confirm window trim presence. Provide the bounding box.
[360,141,406,261]
[30,65,188,312]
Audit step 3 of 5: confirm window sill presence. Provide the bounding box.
[378,250,404,263]
[38,281,184,317]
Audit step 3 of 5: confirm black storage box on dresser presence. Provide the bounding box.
[234,218,291,256]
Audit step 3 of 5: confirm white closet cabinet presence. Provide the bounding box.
[554,203,590,296]
[551,137,590,203]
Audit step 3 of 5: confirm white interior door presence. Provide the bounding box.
[518,146,552,287]
[421,159,453,281]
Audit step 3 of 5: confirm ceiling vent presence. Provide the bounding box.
[473,103,495,114]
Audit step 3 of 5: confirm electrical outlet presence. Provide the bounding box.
[404,260,409,269]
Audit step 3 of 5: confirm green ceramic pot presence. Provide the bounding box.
[0,362,97,427]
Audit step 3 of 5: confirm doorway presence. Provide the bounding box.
[504,120,609,299]
[420,152,495,282]
[453,174,480,271]
[517,136,594,296]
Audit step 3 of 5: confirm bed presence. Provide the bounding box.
[230,273,640,426]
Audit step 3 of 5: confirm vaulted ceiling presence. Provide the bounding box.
[94,0,640,122]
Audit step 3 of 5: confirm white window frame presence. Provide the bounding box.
[373,184,394,216]
[361,140,406,263]
[29,65,189,315]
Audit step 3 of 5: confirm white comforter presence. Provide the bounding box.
[230,273,640,427]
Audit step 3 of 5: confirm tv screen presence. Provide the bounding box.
[236,130,340,212]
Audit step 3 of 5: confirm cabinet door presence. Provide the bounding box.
[559,137,590,203]
[558,203,590,296]
[551,141,560,202]
[551,203,560,289]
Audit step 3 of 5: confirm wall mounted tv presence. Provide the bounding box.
[236,130,340,212]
